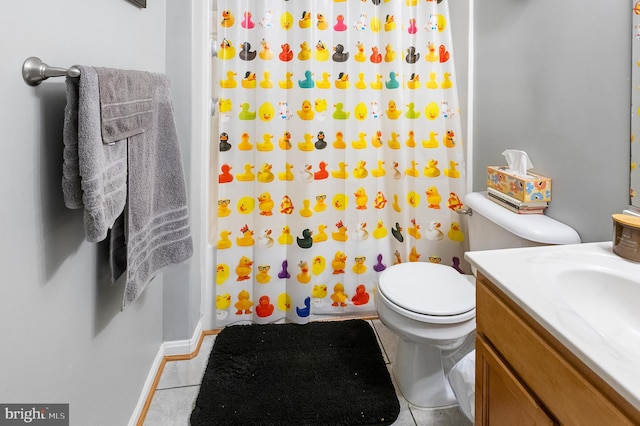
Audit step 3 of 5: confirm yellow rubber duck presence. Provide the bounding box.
[317,13,328,30]
[353,160,368,179]
[280,11,294,30]
[392,194,402,212]
[426,42,438,62]
[355,42,367,62]
[352,256,367,274]
[313,195,327,212]
[406,130,416,147]
[258,192,274,216]
[371,160,385,177]
[370,74,383,90]
[426,72,439,89]
[236,225,255,247]
[217,230,232,249]
[278,225,293,245]
[407,73,420,89]
[259,39,273,60]
[388,132,401,150]
[407,191,420,208]
[298,41,312,60]
[422,131,439,148]
[299,11,312,29]
[444,160,461,178]
[386,101,402,120]
[448,222,465,242]
[296,261,311,283]
[332,194,348,211]
[426,186,442,209]
[331,251,347,274]
[236,164,255,181]
[332,221,348,242]
[220,10,234,28]
[373,221,387,239]
[217,198,231,217]
[277,162,294,181]
[300,199,313,217]
[405,160,419,177]
[216,264,230,285]
[334,72,350,89]
[441,72,453,89]
[333,132,346,149]
[241,72,256,89]
[355,73,367,89]
[278,72,294,89]
[257,134,274,152]
[354,187,368,210]
[409,247,421,262]
[331,161,348,179]
[297,133,314,151]
[371,130,383,148]
[311,256,326,276]
[297,100,315,120]
[351,132,367,149]
[330,284,348,307]
[384,44,396,62]
[316,72,331,89]
[313,224,328,243]
[314,40,330,61]
[408,219,421,240]
[444,130,456,148]
[238,132,253,150]
[257,163,274,183]
[354,102,368,121]
[220,71,237,88]
[424,159,441,177]
[259,71,273,89]
[278,131,292,150]
[256,265,271,284]
[219,38,236,60]
[384,15,396,32]
[218,98,232,115]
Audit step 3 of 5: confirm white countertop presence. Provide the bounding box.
[465,242,640,411]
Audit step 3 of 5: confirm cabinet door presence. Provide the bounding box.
[476,336,556,426]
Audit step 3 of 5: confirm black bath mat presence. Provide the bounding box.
[190,319,400,426]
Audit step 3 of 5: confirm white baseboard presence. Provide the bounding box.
[128,319,204,425]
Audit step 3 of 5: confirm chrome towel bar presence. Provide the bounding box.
[22,57,80,86]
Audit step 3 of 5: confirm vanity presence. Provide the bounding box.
[466,242,640,425]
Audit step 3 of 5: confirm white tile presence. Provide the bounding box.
[143,386,200,426]
[409,405,472,426]
[157,335,216,389]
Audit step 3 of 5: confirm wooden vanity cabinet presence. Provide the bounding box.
[475,272,640,426]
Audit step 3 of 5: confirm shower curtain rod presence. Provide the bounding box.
[22,57,80,86]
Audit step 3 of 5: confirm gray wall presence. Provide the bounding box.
[473,0,631,242]
[0,1,167,424]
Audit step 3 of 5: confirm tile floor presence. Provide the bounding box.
[143,319,472,426]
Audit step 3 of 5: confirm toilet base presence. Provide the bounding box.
[393,337,458,408]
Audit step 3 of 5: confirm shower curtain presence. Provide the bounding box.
[214,0,466,327]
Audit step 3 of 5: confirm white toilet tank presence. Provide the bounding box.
[463,192,581,251]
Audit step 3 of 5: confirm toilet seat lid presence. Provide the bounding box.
[378,262,475,316]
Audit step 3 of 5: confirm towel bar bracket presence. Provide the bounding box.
[22,57,80,86]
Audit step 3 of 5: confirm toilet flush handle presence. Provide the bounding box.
[456,207,473,216]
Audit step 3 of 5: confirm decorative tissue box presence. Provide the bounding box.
[487,166,552,202]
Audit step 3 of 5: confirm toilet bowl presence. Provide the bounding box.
[374,192,581,410]
[375,262,476,408]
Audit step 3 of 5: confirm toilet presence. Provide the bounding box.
[375,191,581,412]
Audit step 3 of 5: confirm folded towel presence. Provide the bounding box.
[62,66,127,242]
[94,68,193,308]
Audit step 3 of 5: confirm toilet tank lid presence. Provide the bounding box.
[464,192,581,245]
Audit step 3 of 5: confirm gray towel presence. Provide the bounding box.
[62,66,127,242]
[94,67,193,308]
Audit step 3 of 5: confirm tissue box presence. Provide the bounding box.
[487,166,552,202]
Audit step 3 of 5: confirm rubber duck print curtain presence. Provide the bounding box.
[214,0,467,327]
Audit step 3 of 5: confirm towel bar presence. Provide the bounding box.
[22,57,80,86]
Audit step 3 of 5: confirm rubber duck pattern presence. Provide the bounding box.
[215,0,467,327]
